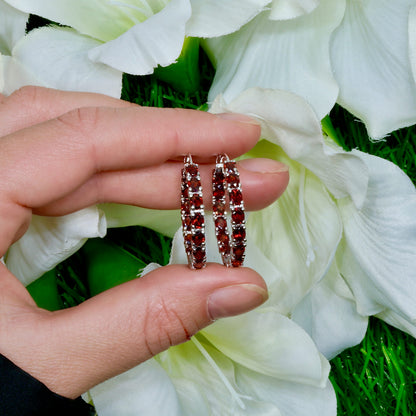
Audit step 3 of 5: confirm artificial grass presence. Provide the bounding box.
[38,47,416,414]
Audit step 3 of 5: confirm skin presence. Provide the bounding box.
[0,86,289,399]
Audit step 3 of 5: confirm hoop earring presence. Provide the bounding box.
[181,154,206,269]
[212,154,246,267]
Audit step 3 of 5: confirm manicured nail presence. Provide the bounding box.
[216,112,261,126]
[238,157,289,174]
[208,284,268,320]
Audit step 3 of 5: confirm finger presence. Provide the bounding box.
[0,106,260,209]
[2,264,267,398]
[34,158,289,215]
[0,86,135,136]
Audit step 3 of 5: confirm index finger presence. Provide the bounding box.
[0,106,261,209]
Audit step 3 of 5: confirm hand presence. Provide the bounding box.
[0,86,289,399]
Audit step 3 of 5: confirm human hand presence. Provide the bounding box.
[0,87,289,399]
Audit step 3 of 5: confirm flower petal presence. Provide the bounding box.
[376,310,416,339]
[211,88,369,209]
[5,207,106,286]
[330,0,416,138]
[1,54,44,95]
[100,204,179,238]
[88,0,191,75]
[204,0,345,120]
[337,150,416,321]
[269,0,319,20]
[292,261,368,359]
[0,1,28,55]
[246,152,342,309]
[159,339,281,415]
[410,5,416,83]
[236,365,337,416]
[3,0,146,42]
[202,309,330,387]
[186,0,269,37]
[90,359,182,416]
[212,89,364,307]
[9,26,122,97]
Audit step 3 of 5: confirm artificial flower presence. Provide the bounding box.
[204,0,416,138]
[5,207,107,286]
[209,87,416,359]
[3,0,270,78]
[88,231,336,416]
[0,0,122,97]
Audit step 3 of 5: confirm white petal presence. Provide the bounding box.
[10,26,122,97]
[330,0,416,138]
[186,0,269,37]
[100,204,179,238]
[269,0,319,20]
[0,1,28,55]
[90,359,182,416]
[247,158,342,310]
[5,207,106,286]
[3,0,147,42]
[376,310,416,339]
[205,0,345,120]
[211,88,369,209]
[292,261,368,359]
[202,309,330,387]
[159,339,281,414]
[410,6,416,83]
[1,54,46,95]
[88,0,191,75]
[337,150,416,320]
[236,365,337,416]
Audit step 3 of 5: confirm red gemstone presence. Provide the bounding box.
[213,200,226,215]
[217,230,230,246]
[215,217,227,231]
[184,233,192,251]
[227,172,239,185]
[189,177,200,192]
[181,200,190,213]
[224,161,236,173]
[213,183,225,198]
[232,208,245,223]
[193,247,205,262]
[186,164,198,176]
[192,212,204,228]
[193,231,205,246]
[233,226,246,241]
[230,189,243,204]
[233,244,245,258]
[191,194,203,209]
[213,168,224,183]
[231,258,244,267]
[184,216,191,228]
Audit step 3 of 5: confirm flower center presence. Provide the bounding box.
[191,336,251,410]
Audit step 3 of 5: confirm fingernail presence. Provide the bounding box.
[208,284,268,320]
[216,112,261,126]
[239,158,289,174]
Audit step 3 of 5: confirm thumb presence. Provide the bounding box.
[7,264,267,398]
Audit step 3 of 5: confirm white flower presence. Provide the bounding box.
[3,0,270,77]
[88,235,336,416]
[208,87,416,359]
[204,0,416,138]
[0,0,122,97]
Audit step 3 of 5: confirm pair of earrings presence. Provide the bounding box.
[181,154,246,269]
